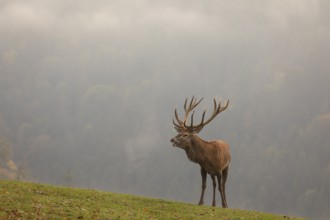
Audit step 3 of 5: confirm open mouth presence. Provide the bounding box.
[170,138,178,146]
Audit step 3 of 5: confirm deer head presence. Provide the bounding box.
[171,96,229,148]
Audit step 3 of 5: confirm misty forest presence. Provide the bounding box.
[0,1,329,219]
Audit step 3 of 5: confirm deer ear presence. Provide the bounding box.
[190,134,196,145]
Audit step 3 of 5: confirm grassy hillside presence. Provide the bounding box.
[0,180,304,220]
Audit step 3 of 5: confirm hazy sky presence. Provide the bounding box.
[1,0,328,47]
[2,0,329,80]
[0,1,325,31]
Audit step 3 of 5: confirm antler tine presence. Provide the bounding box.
[173,96,214,133]
[173,117,181,128]
[182,96,203,125]
[188,98,229,133]
[213,98,217,113]
[182,97,191,125]
[219,99,229,113]
[173,97,194,131]
[174,108,183,125]
[200,98,229,127]
[190,111,195,127]
[190,109,207,133]
[183,98,188,112]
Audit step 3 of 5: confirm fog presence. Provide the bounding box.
[1,1,330,219]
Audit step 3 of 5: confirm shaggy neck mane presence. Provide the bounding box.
[185,135,207,163]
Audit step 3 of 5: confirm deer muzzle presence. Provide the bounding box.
[170,138,177,146]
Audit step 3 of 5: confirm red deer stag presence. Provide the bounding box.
[170,97,230,208]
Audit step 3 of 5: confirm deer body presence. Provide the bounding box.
[171,97,231,208]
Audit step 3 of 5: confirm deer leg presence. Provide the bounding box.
[198,168,207,205]
[221,166,229,208]
[211,175,217,207]
[216,172,226,208]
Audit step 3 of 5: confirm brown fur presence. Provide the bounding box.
[171,133,231,207]
[171,97,231,207]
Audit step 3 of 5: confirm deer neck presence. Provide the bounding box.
[185,135,207,163]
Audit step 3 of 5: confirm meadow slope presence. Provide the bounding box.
[0,180,305,220]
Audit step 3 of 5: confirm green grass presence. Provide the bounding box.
[0,180,304,220]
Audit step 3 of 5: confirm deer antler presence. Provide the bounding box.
[173,96,203,130]
[173,97,229,133]
[192,98,229,133]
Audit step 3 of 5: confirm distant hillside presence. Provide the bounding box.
[0,180,304,219]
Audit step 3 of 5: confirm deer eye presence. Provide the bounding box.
[182,133,189,137]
